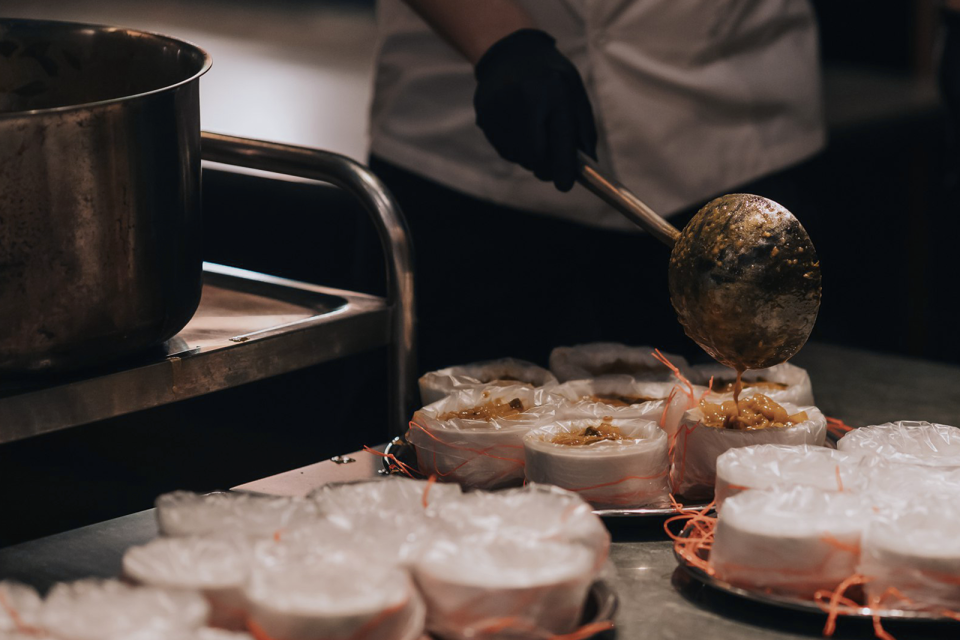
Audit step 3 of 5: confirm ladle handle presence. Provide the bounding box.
[576,150,681,248]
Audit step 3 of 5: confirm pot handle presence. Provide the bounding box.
[200,132,416,439]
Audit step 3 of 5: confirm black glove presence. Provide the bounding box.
[474,29,597,192]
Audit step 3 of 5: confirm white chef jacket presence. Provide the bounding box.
[369,0,825,231]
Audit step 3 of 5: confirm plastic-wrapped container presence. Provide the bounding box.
[40,579,209,640]
[194,630,254,640]
[856,457,960,514]
[0,582,43,634]
[714,444,861,507]
[244,544,424,640]
[523,417,670,509]
[303,477,461,565]
[155,491,319,539]
[837,421,960,468]
[549,343,692,383]
[413,536,595,640]
[407,385,558,489]
[670,402,827,499]
[418,358,557,405]
[710,486,867,597]
[425,484,610,569]
[695,362,814,406]
[860,502,960,612]
[545,376,700,436]
[122,536,252,630]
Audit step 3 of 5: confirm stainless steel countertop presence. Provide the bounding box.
[2,342,959,639]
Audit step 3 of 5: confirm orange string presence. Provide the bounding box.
[363,445,419,479]
[422,474,437,508]
[0,588,45,636]
[652,349,695,402]
[835,465,844,492]
[817,573,871,637]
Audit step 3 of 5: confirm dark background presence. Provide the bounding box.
[2,0,958,546]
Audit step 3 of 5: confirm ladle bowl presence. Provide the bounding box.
[577,153,821,371]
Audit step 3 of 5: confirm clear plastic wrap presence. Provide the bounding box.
[837,421,960,467]
[418,358,558,405]
[856,456,960,514]
[304,477,461,565]
[122,536,252,630]
[425,484,610,569]
[413,536,595,640]
[194,630,254,640]
[155,491,320,539]
[695,362,814,406]
[0,582,43,634]
[714,444,861,507]
[860,501,960,612]
[40,579,209,640]
[243,543,424,640]
[709,486,868,597]
[407,385,559,489]
[523,416,670,508]
[670,403,827,499]
[545,376,701,436]
[549,343,693,383]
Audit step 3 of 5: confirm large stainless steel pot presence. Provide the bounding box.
[0,19,211,372]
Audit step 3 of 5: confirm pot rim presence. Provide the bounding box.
[0,17,212,118]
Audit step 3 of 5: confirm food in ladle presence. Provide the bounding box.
[438,398,525,422]
[551,422,624,446]
[699,394,808,430]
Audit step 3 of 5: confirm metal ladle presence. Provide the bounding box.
[576,152,821,371]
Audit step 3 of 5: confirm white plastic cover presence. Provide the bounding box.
[407,385,559,489]
[194,630,254,640]
[860,501,960,611]
[244,543,425,640]
[0,582,43,634]
[670,403,827,499]
[714,444,861,507]
[122,536,252,630]
[545,376,702,436]
[305,477,461,565]
[710,486,868,597]
[695,362,815,406]
[523,417,670,508]
[40,579,209,640]
[425,484,611,569]
[418,358,558,405]
[155,491,320,539]
[413,536,595,640]
[549,343,693,383]
[856,456,960,515]
[837,421,960,468]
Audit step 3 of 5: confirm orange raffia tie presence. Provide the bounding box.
[421,474,437,508]
[363,445,419,479]
[825,416,855,439]
[814,573,871,637]
[0,588,45,636]
[819,533,860,555]
[652,349,696,403]
[660,387,679,429]
[835,465,845,492]
[665,499,717,576]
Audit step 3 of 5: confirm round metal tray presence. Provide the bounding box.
[380,437,712,518]
[673,524,951,623]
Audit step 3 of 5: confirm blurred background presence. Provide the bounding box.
[1,0,957,545]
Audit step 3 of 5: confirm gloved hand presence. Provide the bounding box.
[474,29,597,192]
